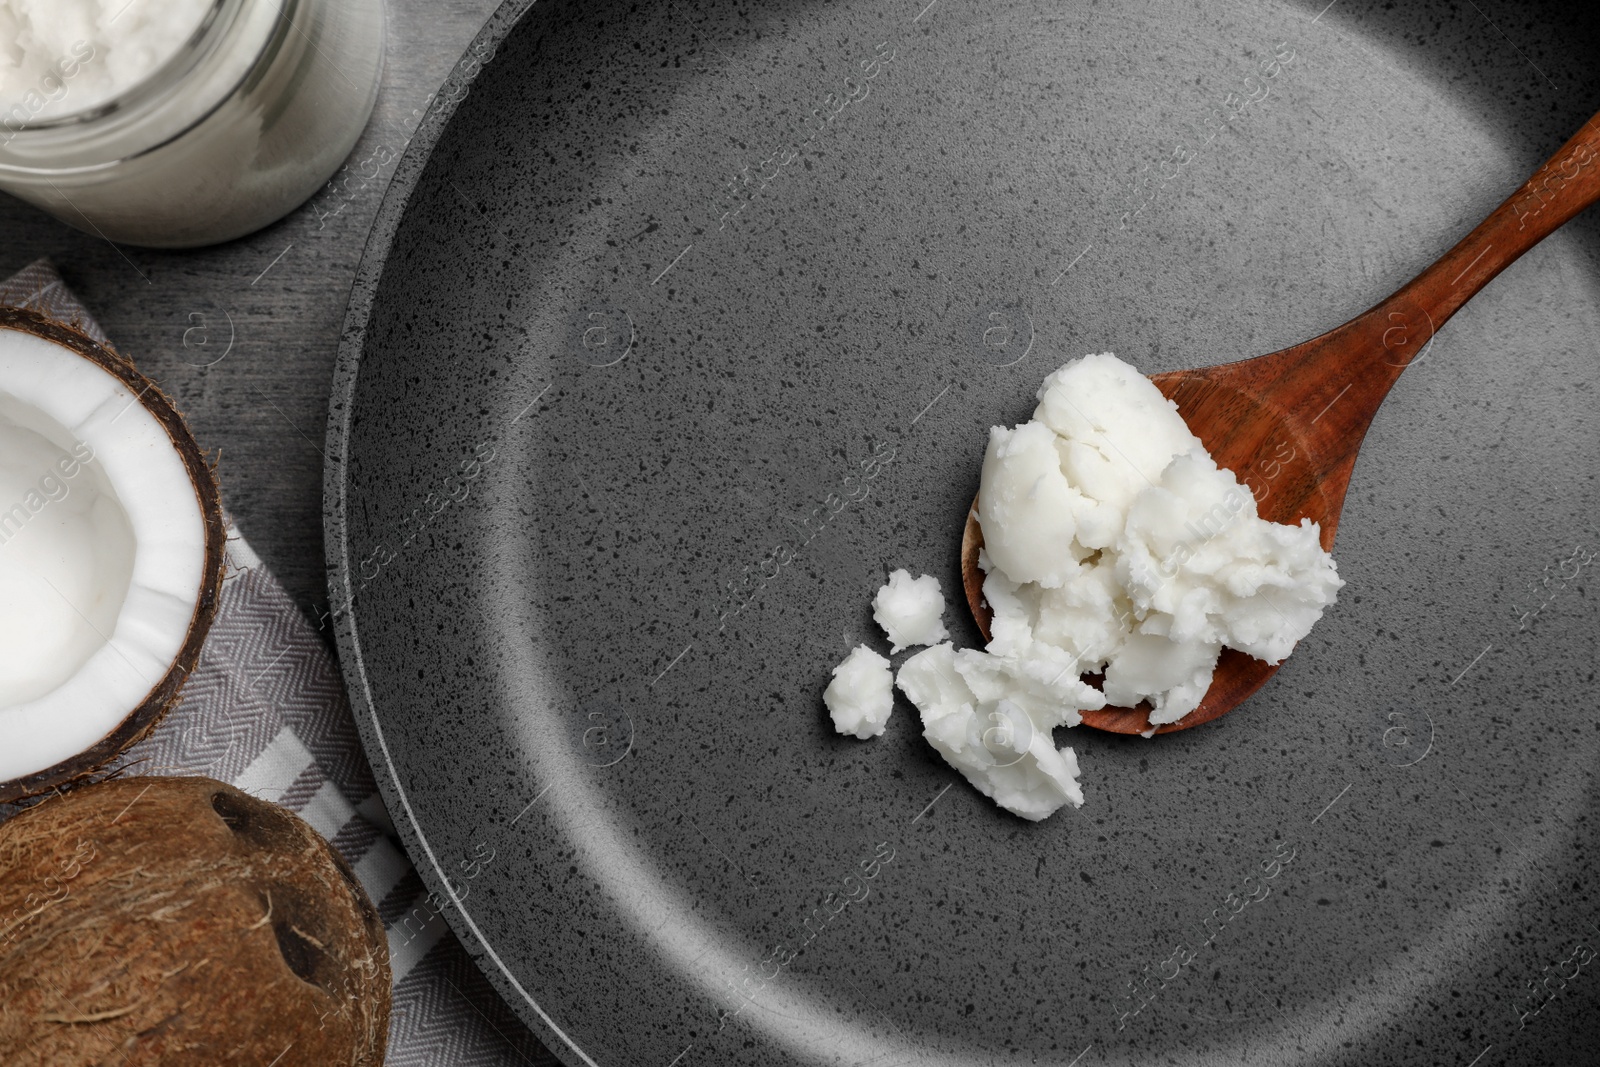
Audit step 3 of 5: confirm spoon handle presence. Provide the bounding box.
[1279,108,1600,458]
[1379,108,1600,360]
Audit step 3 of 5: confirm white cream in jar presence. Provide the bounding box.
[0,0,386,248]
[0,0,213,123]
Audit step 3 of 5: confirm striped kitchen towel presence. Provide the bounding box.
[1,259,556,1067]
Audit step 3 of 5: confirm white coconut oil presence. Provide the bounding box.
[0,0,215,123]
[825,352,1344,822]
[0,0,386,248]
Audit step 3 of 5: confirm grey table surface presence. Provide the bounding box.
[0,0,505,621]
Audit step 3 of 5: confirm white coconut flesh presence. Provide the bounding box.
[0,326,207,782]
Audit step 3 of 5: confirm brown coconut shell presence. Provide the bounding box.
[0,308,227,803]
[0,775,390,1066]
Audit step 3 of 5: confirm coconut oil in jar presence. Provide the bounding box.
[0,0,385,248]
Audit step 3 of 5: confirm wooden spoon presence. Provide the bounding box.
[962,108,1600,735]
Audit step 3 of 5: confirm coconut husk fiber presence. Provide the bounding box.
[0,775,389,1066]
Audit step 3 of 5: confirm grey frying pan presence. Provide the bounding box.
[327,1,1600,1063]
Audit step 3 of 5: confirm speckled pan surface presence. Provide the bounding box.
[326,1,1600,1064]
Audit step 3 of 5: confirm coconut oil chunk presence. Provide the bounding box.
[824,645,894,739]
[896,644,1092,821]
[980,353,1342,726]
[818,351,1344,822]
[872,569,949,653]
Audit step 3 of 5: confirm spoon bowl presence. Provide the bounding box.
[963,109,1600,735]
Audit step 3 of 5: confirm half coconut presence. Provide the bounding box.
[0,307,224,802]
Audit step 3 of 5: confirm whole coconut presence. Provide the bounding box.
[0,776,390,1066]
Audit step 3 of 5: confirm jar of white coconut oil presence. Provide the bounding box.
[0,0,385,248]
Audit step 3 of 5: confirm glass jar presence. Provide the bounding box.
[0,0,385,249]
